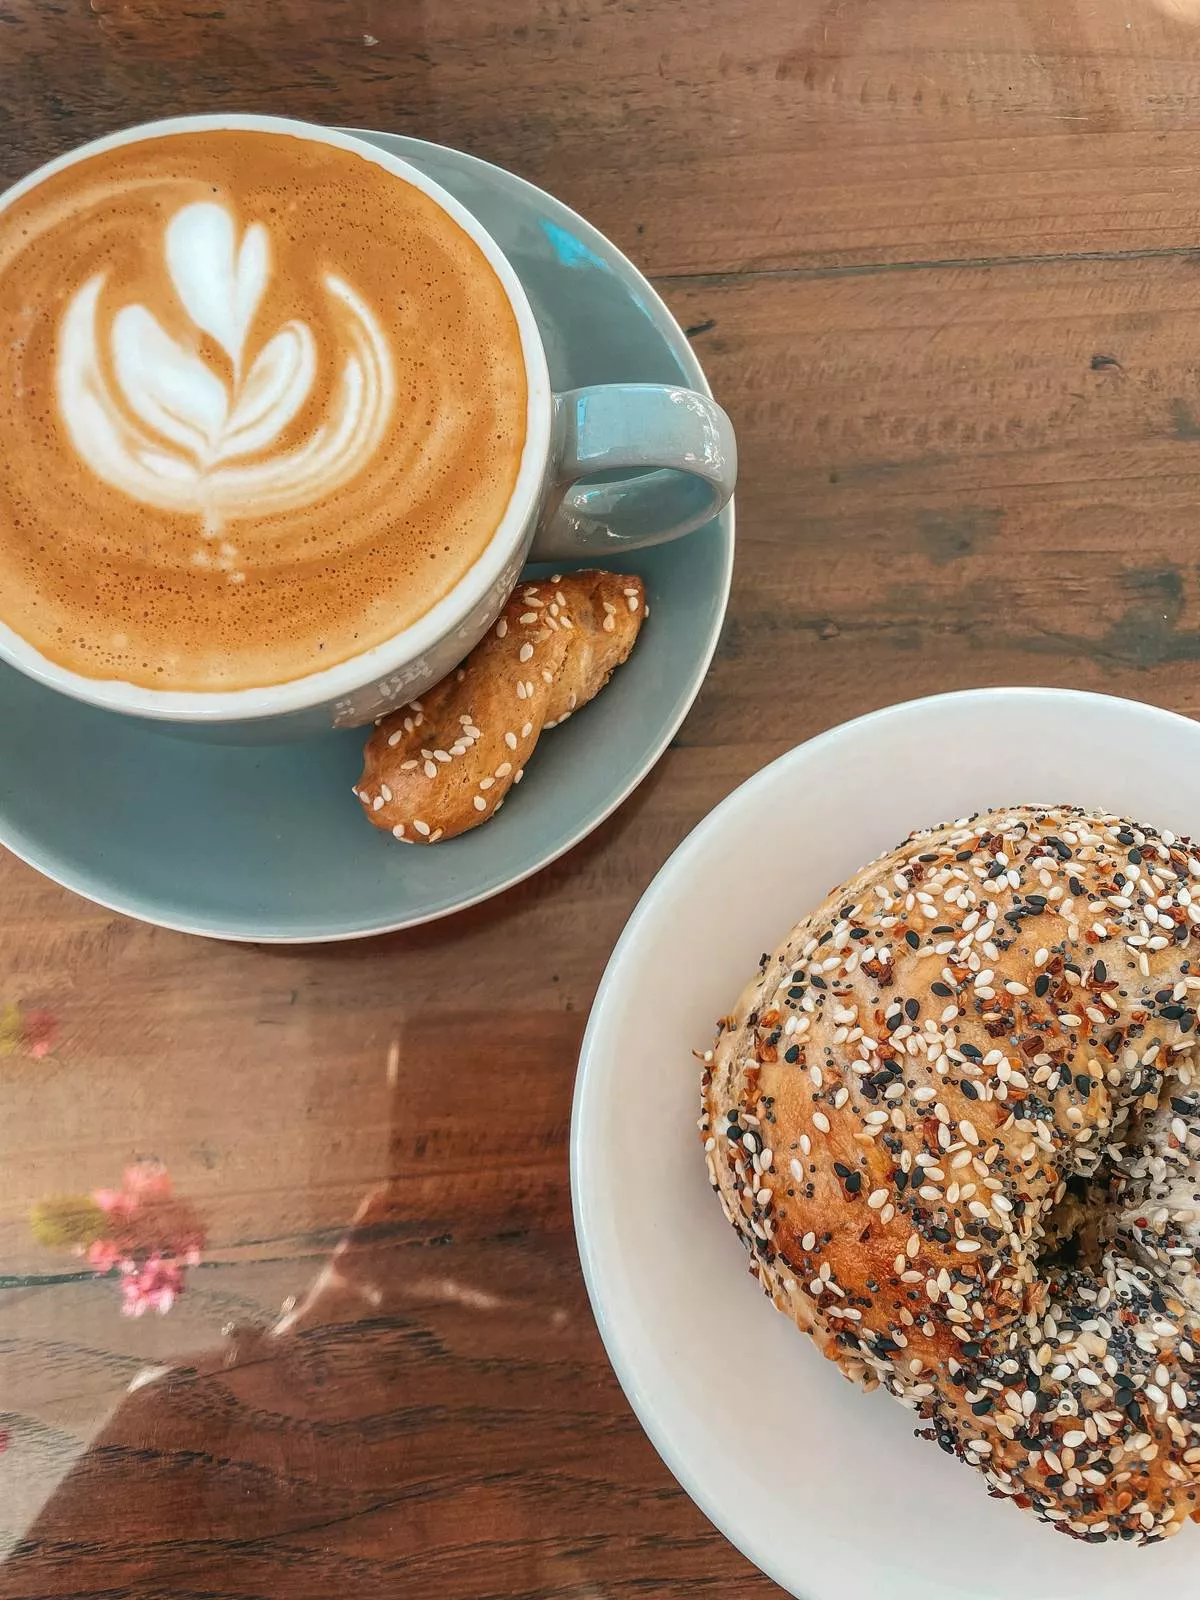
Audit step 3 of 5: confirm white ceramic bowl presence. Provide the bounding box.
[572,688,1200,1600]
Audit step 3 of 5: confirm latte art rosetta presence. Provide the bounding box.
[0,129,527,691]
[58,201,395,567]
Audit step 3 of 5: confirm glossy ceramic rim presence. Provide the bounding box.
[570,686,1200,1599]
[0,134,734,942]
[0,113,553,723]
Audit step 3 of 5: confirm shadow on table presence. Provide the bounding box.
[0,1051,764,1600]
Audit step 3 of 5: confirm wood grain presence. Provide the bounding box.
[5,0,1200,1593]
[7,0,1200,276]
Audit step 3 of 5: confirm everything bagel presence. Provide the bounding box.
[702,806,1200,1543]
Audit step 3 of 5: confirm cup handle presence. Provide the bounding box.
[529,383,737,560]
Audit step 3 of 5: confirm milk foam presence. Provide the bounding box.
[57,200,394,564]
[0,129,527,691]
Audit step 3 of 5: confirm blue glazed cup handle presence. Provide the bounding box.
[530,383,737,560]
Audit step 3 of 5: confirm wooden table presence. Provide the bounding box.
[4,0,1200,1592]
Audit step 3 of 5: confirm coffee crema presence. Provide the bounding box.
[0,129,528,690]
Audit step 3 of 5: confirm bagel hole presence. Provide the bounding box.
[1039,1174,1108,1273]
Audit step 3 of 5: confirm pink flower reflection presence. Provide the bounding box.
[20,1010,59,1058]
[84,1162,206,1317]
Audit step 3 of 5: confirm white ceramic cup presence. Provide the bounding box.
[0,113,737,737]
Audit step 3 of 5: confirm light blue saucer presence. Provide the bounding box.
[0,133,733,942]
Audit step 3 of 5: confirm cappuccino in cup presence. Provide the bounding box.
[0,126,527,692]
[0,115,736,735]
